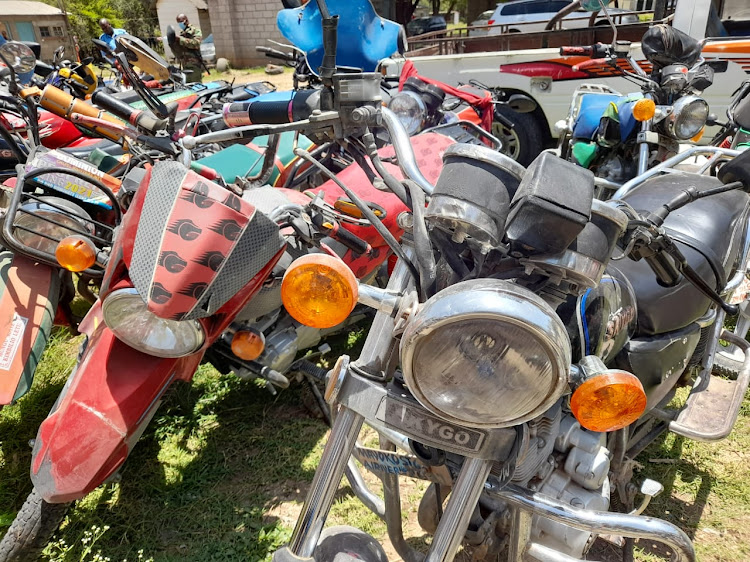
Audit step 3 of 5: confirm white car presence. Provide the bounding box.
[487,0,639,35]
[469,10,495,36]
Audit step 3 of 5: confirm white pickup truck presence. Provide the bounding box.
[398,0,750,165]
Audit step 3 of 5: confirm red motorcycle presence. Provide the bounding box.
[0,84,455,558]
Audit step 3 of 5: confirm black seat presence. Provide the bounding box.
[615,173,750,336]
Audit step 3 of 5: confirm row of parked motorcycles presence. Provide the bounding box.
[0,0,749,560]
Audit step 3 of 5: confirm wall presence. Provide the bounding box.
[208,0,284,68]
[0,15,74,61]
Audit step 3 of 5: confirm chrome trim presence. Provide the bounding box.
[612,146,740,200]
[357,284,401,315]
[382,106,435,195]
[522,249,606,290]
[400,279,571,429]
[424,458,493,562]
[665,96,708,141]
[489,483,696,562]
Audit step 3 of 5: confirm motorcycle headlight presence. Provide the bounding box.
[666,96,708,140]
[387,91,427,135]
[400,279,571,429]
[102,288,206,358]
[13,197,91,254]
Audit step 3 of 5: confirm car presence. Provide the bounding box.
[406,15,447,37]
[486,0,639,35]
[469,10,496,36]
[200,34,215,64]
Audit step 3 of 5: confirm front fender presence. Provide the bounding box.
[0,251,59,405]
[31,322,203,502]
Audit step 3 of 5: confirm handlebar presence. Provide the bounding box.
[39,84,123,142]
[559,44,609,58]
[255,46,297,64]
[222,89,320,127]
[91,90,167,134]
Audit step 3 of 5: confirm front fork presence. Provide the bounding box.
[276,253,493,562]
[637,119,652,177]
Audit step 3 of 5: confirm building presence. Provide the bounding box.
[0,1,75,61]
[155,0,212,60]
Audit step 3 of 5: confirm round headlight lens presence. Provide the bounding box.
[668,96,708,140]
[400,279,571,429]
[387,91,426,135]
[13,197,91,254]
[102,288,205,358]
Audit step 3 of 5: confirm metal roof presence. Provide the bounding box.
[0,1,65,16]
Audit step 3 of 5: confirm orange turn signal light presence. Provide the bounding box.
[691,127,705,142]
[231,329,265,361]
[570,371,647,432]
[632,98,656,122]
[281,254,358,329]
[55,235,96,272]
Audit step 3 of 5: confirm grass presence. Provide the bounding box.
[0,325,748,561]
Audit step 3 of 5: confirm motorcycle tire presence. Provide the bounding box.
[313,525,388,562]
[0,488,71,562]
[492,105,546,167]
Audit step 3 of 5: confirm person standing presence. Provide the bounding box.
[175,14,203,83]
[98,19,126,62]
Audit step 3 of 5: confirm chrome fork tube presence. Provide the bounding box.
[285,252,415,558]
[637,120,651,176]
[424,458,493,562]
[289,406,365,558]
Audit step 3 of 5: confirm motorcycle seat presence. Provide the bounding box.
[615,173,750,336]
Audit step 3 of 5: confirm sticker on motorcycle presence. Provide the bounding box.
[25,149,121,208]
[353,446,452,484]
[0,313,28,371]
[378,399,486,454]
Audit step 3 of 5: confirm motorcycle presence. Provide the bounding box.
[0,2,467,557]
[556,14,722,195]
[262,3,749,561]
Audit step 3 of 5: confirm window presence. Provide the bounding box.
[39,26,50,37]
[53,26,64,36]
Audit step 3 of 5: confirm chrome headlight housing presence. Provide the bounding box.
[13,197,91,254]
[400,279,571,429]
[102,288,206,358]
[666,96,708,140]
[387,91,427,135]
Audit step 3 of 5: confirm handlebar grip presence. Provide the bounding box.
[560,46,593,56]
[311,214,372,256]
[255,46,296,63]
[91,90,166,134]
[644,251,682,288]
[222,89,320,128]
[572,58,609,72]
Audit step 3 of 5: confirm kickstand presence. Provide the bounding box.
[622,538,635,562]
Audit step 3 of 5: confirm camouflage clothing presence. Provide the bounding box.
[178,23,203,82]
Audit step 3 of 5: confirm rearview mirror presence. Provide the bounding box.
[581,0,611,11]
[0,41,36,85]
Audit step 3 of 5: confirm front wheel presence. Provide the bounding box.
[492,105,546,167]
[0,488,71,562]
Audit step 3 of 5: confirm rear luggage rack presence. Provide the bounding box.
[0,166,121,277]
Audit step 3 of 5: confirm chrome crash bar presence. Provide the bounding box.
[488,482,696,562]
[612,145,740,200]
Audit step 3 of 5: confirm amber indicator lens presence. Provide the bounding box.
[570,371,647,432]
[55,235,96,272]
[632,98,656,122]
[281,254,358,329]
[231,330,265,361]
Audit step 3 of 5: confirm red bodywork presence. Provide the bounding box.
[0,252,59,406]
[29,131,454,503]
